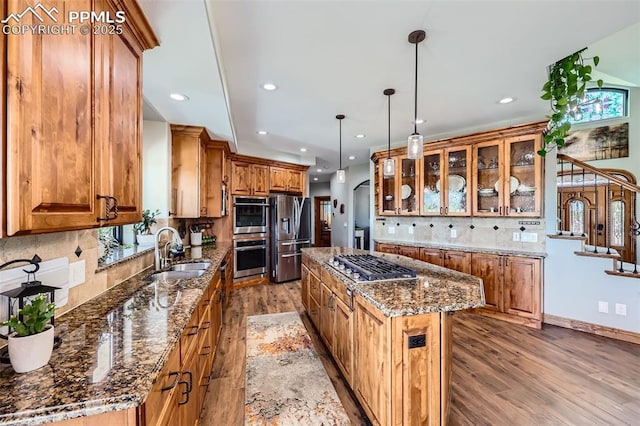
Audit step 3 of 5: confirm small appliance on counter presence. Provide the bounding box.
[270,195,311,283]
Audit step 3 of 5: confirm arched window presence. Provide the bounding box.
[610,200,625,246]
[568,200,585,235]
[569,87,628,124]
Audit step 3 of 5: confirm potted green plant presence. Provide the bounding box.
[0,294,55,373]
[539,48,603,156]
[134,209,161,246]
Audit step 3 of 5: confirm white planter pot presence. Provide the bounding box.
[8,325,54,373]
[137,234,155,247]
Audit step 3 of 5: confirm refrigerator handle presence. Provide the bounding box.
[281,218,290,234]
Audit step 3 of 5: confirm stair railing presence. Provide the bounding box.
[557,153,640,274]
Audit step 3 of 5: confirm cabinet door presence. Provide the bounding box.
[205,147,225,217]
[398,157,420,215]
[252,165,270,196]
[171,132,201,217]
[421,150,444,215]
[444,250,472,274]
[473,140,504,216]
[420,248,444,267]
[287,170,303,194]
[354,296,391,426]
[504,134,543,217]
[301,264,310,311]
[504,257,541,320]
[96,16,142,225]
[231,162,252,195]
[5,0,97,234]
[443,146,471,216]
[308,292,320,329]
[269,167,288,192]
[379,156,398,215]
[320,284,334,351]
[178,348,199,426]
[398,245,420,260]
[333,297,353,385]
[471,253,503,312]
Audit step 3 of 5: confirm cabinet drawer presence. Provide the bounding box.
[309,273,321,303]
[332,280,353,310]
[180,310,200,363]
[144,343,181,426]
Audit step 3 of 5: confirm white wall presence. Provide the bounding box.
[309,182,330,245]
[354,183,370,228]
[142,120,171,218]
[544,86,640,333]
[346,163,371,249]
[330,171,350,247]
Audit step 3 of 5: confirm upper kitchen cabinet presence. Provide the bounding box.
[421,146,471,216]
[3,0,158,235]
[378,155,420,216]
[270,166,304,194]
[171,126,230,218]
[472,133,543,217]
[230,154,308,197]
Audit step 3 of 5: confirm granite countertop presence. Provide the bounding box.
[0,243,231,425]
[302,247,485,317]
[374,238,547,258]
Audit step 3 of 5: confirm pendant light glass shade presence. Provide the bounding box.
[383,157,395,177]
[407,30,426,160]
[407,133,423,159]
[336,114,346,184]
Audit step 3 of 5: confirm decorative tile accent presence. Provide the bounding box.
[412,223,416,227]
[493,225,499,231]
[429,224,434,228]
[470,225,475,230]
[74,246,83,258]
[448,224,453,229]
[520,226,526,232]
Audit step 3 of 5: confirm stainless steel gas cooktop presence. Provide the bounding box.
[328,254,417,282]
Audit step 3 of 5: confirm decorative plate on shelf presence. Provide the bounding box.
[494,176,519,194]
[436,174,466,192]
[401,184,412,200]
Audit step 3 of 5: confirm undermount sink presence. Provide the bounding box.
[146,270,205,282]
[170,262,212,271]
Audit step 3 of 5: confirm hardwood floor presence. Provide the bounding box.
[201,282,640,425]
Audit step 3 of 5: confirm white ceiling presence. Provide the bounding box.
[139,1,640,183]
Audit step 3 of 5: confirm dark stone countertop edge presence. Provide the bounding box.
[374,238,547,258]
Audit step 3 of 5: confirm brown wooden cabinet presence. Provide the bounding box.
[471,252,542,328]
[420,247,445,267]
[3,0,157,235]
[231,162,269,196]
[378,155,420,216]
[269,167,304,194]
[375,242,420,260]
[421,146,472,216]
[320,283,334,352]
[443,250,472,274]
[333,296,354,385]
[301,264,310,311]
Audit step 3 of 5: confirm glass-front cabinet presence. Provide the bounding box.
[472,135,542,217]
[422,147,471,216]
[378,155,420,216]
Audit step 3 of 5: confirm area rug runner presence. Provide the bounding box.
[245,311,350,425]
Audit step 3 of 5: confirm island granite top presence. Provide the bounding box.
[0,243,231,426]
[302,247,485,317]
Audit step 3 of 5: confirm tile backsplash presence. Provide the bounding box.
[374,215,546,253]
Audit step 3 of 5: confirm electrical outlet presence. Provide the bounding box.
[450,228,457,238]
[513,232,520,242]
[521,232,538,243]
[615,303,627,316]
[388,226,396,234]
[598,301,609,313]
[408,226,414,235]
[69,260,86,288]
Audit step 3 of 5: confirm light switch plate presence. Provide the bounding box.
[388,226,396,234]
[615,303,627,316]
[513,232,520,242]
[521,232,538,243]
[598,301,608,313]
[408,227,414,235]
[450,229,457,238]
[69,260,86,288]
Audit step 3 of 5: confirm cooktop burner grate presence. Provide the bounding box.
[329,254,417,281]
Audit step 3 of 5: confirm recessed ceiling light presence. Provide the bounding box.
[300,148,307,152]
[262,83,277,91]
[355,134,366,139]
[257,130,268,135]
[414,119,425,124]
[169,93,189,101]
[498,97,515,104]
[313,177,319,181]
[317,168,322,173]
[348,155,356,160]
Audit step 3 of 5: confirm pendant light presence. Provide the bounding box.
[336,114,346,183]
[383,88,396,177]
[407,30,426,160]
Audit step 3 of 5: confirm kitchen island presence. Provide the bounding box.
[0,243,232,425]
[301,247,485,426]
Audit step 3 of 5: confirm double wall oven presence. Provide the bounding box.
[233,197,269,280]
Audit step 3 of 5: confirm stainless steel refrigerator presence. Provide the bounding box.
[269,195,311,283]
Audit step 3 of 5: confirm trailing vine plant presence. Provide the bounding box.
[539,48,603,156]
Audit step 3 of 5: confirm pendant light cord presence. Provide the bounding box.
[339,118,342,170]
[387,94,391,159]
[413,40,418,135]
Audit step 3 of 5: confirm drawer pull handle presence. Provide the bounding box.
[161,372,181,392]
[201,321,211,330]
[200,345,212,356]
[187,325,199,336]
